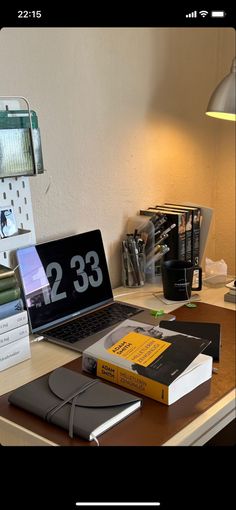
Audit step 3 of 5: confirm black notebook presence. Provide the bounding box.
[159,320,221,361]
[8,367,142,443]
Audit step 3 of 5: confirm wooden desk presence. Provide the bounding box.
[0,286,235,446]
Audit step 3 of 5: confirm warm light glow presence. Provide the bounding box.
[206,111,236,121]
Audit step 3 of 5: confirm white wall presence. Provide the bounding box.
[211,32,235,272]
[0,28,235,285]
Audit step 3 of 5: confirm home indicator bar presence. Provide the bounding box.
[76,504,161,507]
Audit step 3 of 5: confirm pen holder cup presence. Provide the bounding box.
[122,249,146,287]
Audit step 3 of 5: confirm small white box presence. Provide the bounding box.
[0,323,29,348]
[0,310,28,335]
[0,335,31,372]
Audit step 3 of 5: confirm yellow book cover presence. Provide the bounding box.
[82,319,212,405]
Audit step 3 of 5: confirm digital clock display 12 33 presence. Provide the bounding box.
[16,230,113,332]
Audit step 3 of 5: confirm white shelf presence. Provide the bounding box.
[0,228,32,250]
[0,176,36,266]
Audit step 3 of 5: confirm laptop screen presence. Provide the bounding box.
[16,230,113,333]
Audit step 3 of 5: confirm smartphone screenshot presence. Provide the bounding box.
[1,7,235,510]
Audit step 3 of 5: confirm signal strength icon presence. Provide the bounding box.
[186,11,197,18]
[199,10,208,17]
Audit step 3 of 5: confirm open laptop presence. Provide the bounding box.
[16,229,174,352]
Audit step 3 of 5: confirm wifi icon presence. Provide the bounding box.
[199,10,208,17]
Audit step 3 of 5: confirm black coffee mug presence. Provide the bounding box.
[161,260,202,301]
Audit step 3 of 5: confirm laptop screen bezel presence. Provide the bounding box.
[16,229,114,334]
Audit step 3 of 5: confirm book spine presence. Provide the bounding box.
[83,354,169,405]
[165,204,201,266]
[0,275,18,292]
[191,208,201,266]
[0,323,29,348]
[0,335,31,372]
[178,210,192,263]
[0,287,21,305]
[0,267,15,280]
[156,205,192,262]
[182,210,191,263]
[140,209,157,217]
[0,266,15,280]
[0,309,27,333]
[0,298,24,320]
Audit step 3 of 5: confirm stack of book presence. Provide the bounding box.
[0,264,24,320]
[0,264,31,371]
[140,202,201,265]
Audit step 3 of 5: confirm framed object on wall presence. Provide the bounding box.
[0,206,18,238]
[0,97,44,177]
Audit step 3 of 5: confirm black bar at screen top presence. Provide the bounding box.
[1,6,235,28]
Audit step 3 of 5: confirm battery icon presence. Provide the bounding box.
[211,11,226,17]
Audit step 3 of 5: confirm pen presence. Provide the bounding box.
[152,246,170,264]
[154,243,168,254]
[146,246,170,267]
[122,241,129,286]
[154,223,176,245]
[139,231,148,246]
[154,232,169,245]
[151,215,167,230]
[127,239,137,286]
[124,235,146,286]
[130,238,141,285]
[159,223,176,238]
[149,213,159,225]
[146,242,169,260]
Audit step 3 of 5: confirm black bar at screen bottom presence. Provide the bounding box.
[2,447,234,509]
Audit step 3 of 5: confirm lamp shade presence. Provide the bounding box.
[206,57,236,121]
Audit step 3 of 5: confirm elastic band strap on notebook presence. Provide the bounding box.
[90,433,100,446]
[69,396,77,439]
[46,379,99,438]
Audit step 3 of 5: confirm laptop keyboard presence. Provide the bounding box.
[46,302,142,344]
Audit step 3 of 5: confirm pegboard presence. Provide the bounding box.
[0,176,36,267]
